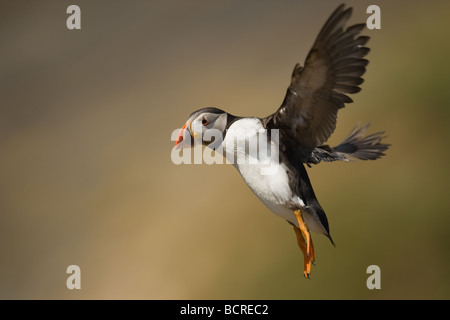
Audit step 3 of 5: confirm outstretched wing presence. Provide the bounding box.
[265,4,370,150]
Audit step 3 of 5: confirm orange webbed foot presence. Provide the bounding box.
[293,209,315,278]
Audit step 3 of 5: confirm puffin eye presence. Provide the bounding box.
[201,118,209,126]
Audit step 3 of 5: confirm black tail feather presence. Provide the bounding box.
[307,123,390,165]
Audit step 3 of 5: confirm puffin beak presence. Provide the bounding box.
[175,122,193,149]
[175,124,187,145]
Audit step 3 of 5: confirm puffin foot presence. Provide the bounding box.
[293,209,315,278]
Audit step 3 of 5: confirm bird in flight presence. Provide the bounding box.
[174,4,389,278]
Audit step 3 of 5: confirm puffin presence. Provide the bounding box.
[174,4,389,278]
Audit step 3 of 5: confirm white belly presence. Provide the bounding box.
[237,161,300,225]
[223,118,302,226]
[235,159,325,233]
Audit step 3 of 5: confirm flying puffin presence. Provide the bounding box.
[174,4,389,278]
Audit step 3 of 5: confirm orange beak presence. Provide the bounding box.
[175,123,187,146]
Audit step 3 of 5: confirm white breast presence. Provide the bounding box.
[223,118,302,226]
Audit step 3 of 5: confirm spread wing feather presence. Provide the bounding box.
[265,4,370,150]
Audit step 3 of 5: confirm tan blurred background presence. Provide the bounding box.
[1,0,449,299]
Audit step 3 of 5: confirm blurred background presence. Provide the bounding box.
[1,0,449,299]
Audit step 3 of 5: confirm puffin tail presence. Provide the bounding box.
[307,123,390,165]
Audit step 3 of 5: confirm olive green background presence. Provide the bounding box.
[1,0,449,299]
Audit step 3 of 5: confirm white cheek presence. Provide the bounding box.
[191,121,203,135]
[203,128,223,147]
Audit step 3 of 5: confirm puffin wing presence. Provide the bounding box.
[265,4,370,150]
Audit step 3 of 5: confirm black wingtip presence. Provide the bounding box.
[326,233,336,247]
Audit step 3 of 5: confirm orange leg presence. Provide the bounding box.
[294,209,314,260]
[293,225,311,278]
[293,209,315,278]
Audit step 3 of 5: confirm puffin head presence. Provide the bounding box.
[175,107,229,148]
